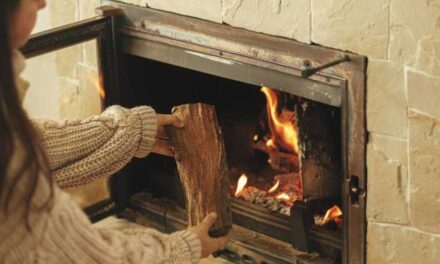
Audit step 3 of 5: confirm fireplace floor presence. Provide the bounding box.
[119,192,338,264]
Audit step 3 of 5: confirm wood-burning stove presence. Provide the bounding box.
[22,1,367,263]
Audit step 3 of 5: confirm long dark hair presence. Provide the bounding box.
[0,0,53,228]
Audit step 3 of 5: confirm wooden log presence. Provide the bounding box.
[166,103,232,237]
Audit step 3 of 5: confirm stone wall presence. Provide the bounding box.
[36,0,440,262]
[118,0,440,262]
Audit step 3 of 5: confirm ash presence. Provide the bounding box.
[236,186,291,216]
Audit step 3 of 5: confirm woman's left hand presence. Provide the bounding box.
[152,114,184,157]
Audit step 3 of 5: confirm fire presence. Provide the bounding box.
[261,87,298,153]
[253,134,259,141]
[321,205,342,226]
[88,73,105,98]
[234,174,248,197]
[276,193,291,200]
[268,179,280,193]
[266,138,276,149]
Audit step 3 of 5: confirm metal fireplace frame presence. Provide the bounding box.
[23,1,367,263]
[106,2,367,263]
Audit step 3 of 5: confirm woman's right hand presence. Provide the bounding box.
[190,213,230,258]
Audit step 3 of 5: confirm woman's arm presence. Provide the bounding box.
[33,105,157,189]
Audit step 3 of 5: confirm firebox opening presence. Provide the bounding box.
[118,53,343,255]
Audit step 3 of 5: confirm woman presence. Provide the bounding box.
[0,0,229,262]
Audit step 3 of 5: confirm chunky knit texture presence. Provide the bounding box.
[0,51,201,263]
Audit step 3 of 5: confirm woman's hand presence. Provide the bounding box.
[190,213,230,258]
[152,114,184,156]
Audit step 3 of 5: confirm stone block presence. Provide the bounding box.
[59,77,80,119]
[367,136,409,224]
[367,60,407,138]
[409,113,440,234]
[367,223,407,264]
[79,0,101,20]
[222,0,311,43]
[48,0,78,28]
[311,0,389,59]
[77,64,103,119]
[407,70,440,118]
[65,179,110,208]
[54,45,82,79]
[389,0,440,75]
[82,40,98,67]
[119,0,148,7]
[146,0,222,23]
[367,223,440,264]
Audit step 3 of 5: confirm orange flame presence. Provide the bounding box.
[321,205,343,226]
[266,138,276,149]
[261,87,298,153]
[268,179,280,193]
[276,193,291,200]
[88,73,105,99]
[235,174,248,197]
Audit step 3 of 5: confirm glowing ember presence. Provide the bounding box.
[317,205,343,226]
[253,134,259,141]
[88,73,105,98]
[268,179,280,193]
[276,193,291,200]
[234,174,248,197]
[261,87,299,153]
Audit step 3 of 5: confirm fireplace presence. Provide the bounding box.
[23,1,367,263]
[107,2,366,263]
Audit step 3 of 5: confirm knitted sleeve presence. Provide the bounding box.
[35,191,202,264]
[33,105,157,189]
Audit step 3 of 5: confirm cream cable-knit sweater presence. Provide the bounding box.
[0,51,201,263]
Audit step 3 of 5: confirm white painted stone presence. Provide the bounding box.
[82,40,98,68]
[222,0,311,43]
[119,0,148,7]
[48,0,78,28]
[367,60,407,138]
[367,223,440,264]
[389,0,440,75]
[407,69,440,118]
[54,45,82,79]
[79,0,101,20]
[409,112,440,234]
[59,77,81,119]
[77,64,103,119]
[311,0,389,58]
[367,135,409,224]
[146,0,223,23]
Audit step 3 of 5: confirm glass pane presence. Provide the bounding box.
[22,40,110,208]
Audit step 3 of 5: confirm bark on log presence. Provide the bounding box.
[166,103,232,237]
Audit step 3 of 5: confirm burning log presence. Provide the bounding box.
[166,103,232,237]
[253,140,299,173]
[314,205,343,226]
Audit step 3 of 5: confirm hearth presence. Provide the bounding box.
[22,2,367,263]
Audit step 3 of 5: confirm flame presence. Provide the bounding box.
[268,179,280,193]
[276,192,291,200]
[235,174,248,197]
[321,205,343,226]
[266,138,276,149]
[261,87,298,153]
[88,73,105,98]
[253,134,259,141]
